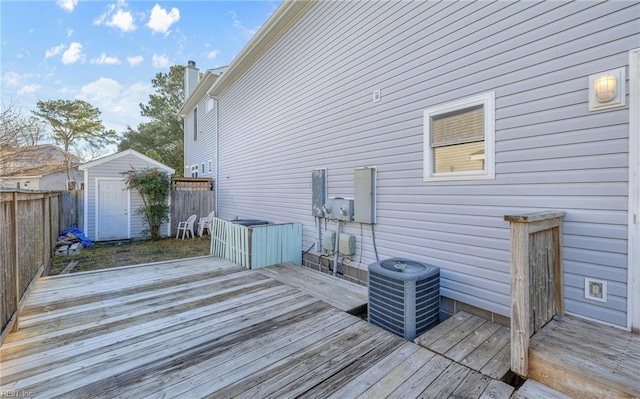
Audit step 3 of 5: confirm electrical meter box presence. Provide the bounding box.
[312,169,327,217]
[326,198,354,222]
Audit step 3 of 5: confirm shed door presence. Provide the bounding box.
[97,179,129,240]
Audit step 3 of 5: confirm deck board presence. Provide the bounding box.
[1,257,512,398]
[529,315,640,398]
[414,311,511,380]
[257,262,368,313]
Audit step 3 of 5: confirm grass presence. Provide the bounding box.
[49,236,211,275]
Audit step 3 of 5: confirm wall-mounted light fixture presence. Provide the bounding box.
[589,67,626,111]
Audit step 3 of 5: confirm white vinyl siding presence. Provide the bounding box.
[84,153,171,241]
[215,1,638,326]
[184,95,216,178]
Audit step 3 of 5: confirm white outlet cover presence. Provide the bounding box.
[373,89,381,102]
[584,277,607,302]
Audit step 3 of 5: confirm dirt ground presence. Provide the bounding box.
[49,235,212,275]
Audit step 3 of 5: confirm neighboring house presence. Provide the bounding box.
[79,149,175,241]
[0,144,82,190]
[184,1,640,332]
[180,62,226,179]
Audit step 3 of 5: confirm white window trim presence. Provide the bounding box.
[208,160,213,173]
[423,92,495,182]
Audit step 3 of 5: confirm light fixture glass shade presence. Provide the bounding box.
[594,74,617,103]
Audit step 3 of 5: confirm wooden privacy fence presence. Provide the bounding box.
[1,191,60,344]
[59,190,83,231]
[210,217,303,269]
[172,177,212,191]
[504,211,565,378]
[171,190,215,236]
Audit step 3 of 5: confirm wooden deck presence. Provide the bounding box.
[0,257,515,398]
[414,311,511,380]
[528,314,640,399]
[257,262,368,314]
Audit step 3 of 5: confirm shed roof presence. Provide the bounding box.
[79,149,176,174]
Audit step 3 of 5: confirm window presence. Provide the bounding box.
[423,92,495,181]
[208,160,213,173]
[201,162,205,174]
[193,107,198,141]
[16,182,20,189]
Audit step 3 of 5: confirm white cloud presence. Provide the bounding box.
[67,28,74,38]
[90,53,122,65]
[2,72,21,87]
[151,54,170,69]
[207,50,220,59]
[17,84,41,95]
[108,9,136,32]
[146,4,180,35]
[61,42,84,64]
[230,10,259,38]
[94,3,136,33]
[127,55,144,67]
[45,44,65,59]
[57,0,78,12]
[77,77,152,132]
[80,77,122,99]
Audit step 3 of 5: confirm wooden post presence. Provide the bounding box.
[11,192,19,332]
[504,211,565,377]
[42,195,46,266]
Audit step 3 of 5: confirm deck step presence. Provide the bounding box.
[513,379,572,399]
[528,315,640,399]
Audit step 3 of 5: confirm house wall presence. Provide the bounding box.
[0,177,39,190]
[184,94,217,179]
[40,169,83,191]
[214,1,639,326]
[0,169,81,191]
[84,153,171,241]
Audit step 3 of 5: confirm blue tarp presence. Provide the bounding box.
[60,227,94,247]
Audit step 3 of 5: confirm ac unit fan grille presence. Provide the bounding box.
[368,260,440,341]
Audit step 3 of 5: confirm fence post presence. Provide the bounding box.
[504,211,565,377]
[11,192,19,332]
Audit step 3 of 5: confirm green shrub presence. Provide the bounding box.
[121,167,171,240]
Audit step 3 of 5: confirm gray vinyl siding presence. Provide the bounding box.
[215,1,638,326]
[85,153,171,241]
[184,94,217,178]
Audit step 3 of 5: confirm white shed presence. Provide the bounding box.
[79,149,175,241]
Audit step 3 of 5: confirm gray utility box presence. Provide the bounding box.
[354,167,376,224]
[311,169,327,217]
[368,258,440,341]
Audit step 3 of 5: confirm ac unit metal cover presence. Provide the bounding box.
[368,258,440,341]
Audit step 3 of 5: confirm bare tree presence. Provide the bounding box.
[72,142,109,163]
[1,101,49,146]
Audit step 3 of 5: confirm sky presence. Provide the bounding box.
[1,0,281,138]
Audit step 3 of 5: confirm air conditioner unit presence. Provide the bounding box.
[368,258,440,340]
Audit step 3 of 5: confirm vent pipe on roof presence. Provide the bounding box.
[185,60,199,99]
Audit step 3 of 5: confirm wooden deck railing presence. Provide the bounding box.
[210,217,302,269]
[1,191,60,344]
[504,211,565,377]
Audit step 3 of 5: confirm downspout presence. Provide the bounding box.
[215,96,219,216]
